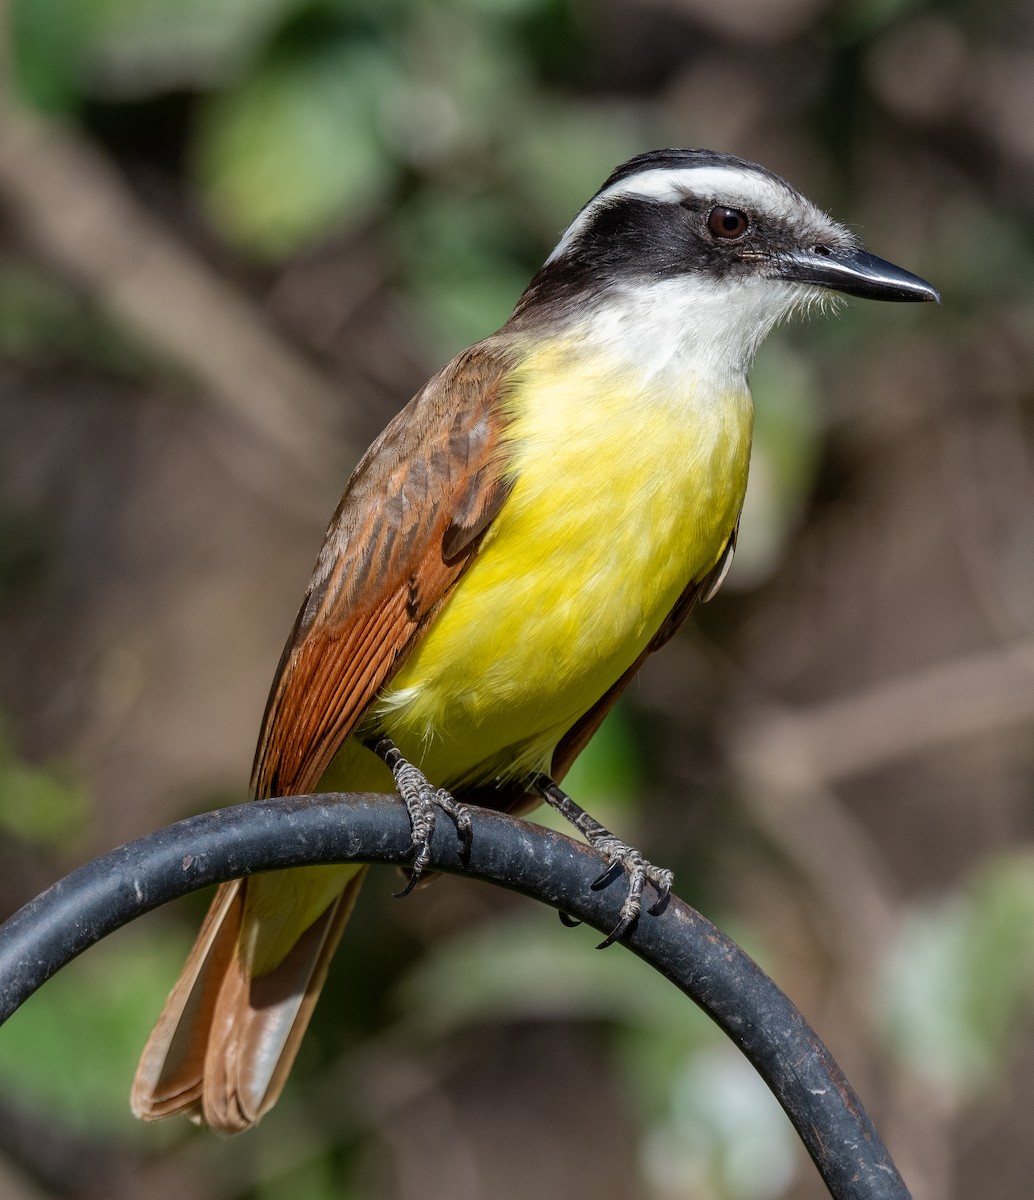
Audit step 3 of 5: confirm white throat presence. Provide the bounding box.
[569,274,805,393]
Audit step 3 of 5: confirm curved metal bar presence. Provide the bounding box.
[0,793,910,1200]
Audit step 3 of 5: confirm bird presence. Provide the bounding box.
[131,148,938,1134]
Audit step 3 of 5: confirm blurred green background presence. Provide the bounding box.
[2,0,1034,1197]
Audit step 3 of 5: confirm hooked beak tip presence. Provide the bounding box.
[780,246,940,304]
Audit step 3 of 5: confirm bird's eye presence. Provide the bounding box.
[707,207,749,240]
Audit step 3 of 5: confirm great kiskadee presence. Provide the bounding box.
[132,149,938,1134]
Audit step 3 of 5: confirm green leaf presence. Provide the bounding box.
[195,39,399,256]
[10,0,89,112]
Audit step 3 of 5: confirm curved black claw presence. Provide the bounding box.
[558,911,582,928]
[393,870,422,900]
[590,861,625,891]
[648,880,672,917]
[597,914,636,951]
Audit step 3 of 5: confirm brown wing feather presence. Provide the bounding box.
[251,342,516,800]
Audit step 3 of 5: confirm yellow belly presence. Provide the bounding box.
[369,341,753,788]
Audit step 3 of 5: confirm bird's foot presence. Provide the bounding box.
[585,834,673,948]
[536,775,672,948]
[367,738,473,894]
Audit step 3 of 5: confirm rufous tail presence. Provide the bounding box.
[131,867,367,1134]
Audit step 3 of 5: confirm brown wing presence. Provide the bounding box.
[251,341,515,800]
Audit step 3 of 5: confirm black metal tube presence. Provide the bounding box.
[0,793,910,1200]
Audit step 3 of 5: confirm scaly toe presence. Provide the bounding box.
[393,804,436,896]
[370,737,472,884]
[433,789,474,861]
[389,765,437,895]
[596,859,648,948]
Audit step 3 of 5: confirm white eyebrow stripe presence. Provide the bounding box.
[596,165,796,208]
[546,164,803,263]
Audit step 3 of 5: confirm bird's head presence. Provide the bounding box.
[512,149,938,378]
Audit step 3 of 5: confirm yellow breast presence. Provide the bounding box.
[374,338,753,786]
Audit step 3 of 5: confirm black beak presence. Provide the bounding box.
[778,246,940,303]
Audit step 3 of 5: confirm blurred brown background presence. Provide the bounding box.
[1,0,1033,1197]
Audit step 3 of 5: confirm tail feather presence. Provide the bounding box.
[132,869,368,1134]
[202,868,368,1133]
[131,880,244,1121]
